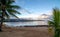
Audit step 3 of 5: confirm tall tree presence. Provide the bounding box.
[0,0,20,31]
[48,8,60,37]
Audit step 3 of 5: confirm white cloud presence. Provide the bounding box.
[18,14,39,18]
[18,9,53,19]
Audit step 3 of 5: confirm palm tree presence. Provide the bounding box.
[0,0,20,31]
[48,8,60,37]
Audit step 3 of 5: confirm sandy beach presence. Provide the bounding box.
[0,27,54,37]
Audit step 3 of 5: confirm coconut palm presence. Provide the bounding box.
[48,8,60,37]
[0,0,20,31]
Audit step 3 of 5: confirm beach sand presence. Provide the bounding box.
[0,27,54,37]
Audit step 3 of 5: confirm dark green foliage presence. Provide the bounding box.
[0,0,20,31]
[48,8,60,37]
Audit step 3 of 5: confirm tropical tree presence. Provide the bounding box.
[48,8,60,37]
[0,0,20,31]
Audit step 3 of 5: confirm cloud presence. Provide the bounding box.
[40,10,52,15]
[18,14,39,18]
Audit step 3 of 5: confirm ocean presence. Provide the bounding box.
[4,20,48,27]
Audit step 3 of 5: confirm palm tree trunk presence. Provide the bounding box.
[0,12,4,31]
[0,23,2,31]
[0,6,5,32]
[0,0,6,32]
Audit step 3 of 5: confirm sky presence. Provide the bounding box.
[14,0,60,18]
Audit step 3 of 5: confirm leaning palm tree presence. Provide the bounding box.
[48,8,60,37]
[0,0,20,31]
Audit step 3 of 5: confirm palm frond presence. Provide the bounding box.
[7,9,21,14]
[8,12,19,18]
[4,11,10,18]
[53,8,60,27]
[0,0,20,19]
[10,5,20,9]
[6,0,15,4]
[48,8,60,37]
[6,5,20,9]
[48,21,54,26]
